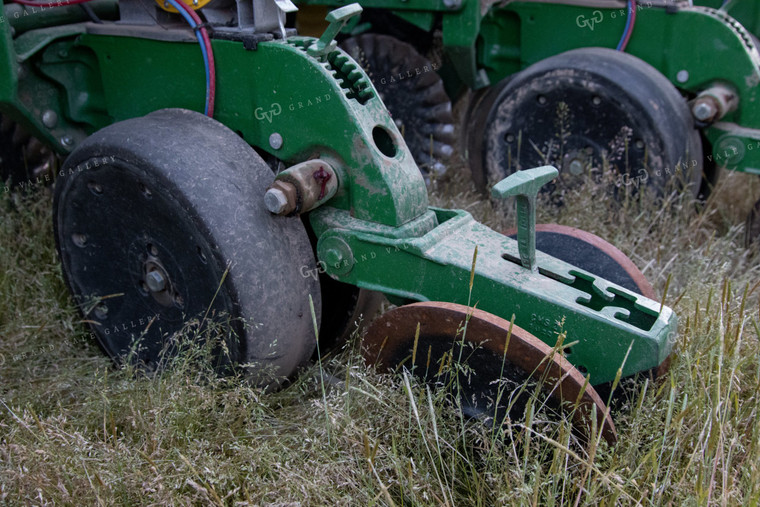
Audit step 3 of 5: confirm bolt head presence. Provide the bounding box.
[269,133,284,150]
[676,70,689,83]
[145,270,166,292]
[568,159,583,175]
[692,101,716,122]
[42,110,58,129]
[323,248,343,267]
[265,187,289,214]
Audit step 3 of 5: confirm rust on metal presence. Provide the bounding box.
[362,301,617,444]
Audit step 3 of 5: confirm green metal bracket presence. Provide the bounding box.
[311,205,676,386]
[307,3,363,59]
[491,166,558,272]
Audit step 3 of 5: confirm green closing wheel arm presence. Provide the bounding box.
[309,167,676,385]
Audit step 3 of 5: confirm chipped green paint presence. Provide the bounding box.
[311,205,676,386]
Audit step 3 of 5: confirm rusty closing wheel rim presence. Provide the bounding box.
[505,223,657,300]
[363,302,617,445]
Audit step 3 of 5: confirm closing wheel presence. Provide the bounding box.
[0,114,55,186]
[465,48,703,199]
[54,108,321,385]
[747,198,760,249]
[340,34,455,177]
[363,302,616,444]
[505,224,656,299]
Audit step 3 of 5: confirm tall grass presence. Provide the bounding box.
[1,162,759,504]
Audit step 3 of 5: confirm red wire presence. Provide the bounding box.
[620,0,637,51]
[172,0,216,117]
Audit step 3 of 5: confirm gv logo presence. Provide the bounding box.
[254,103,282,123]
[576,10,604,31]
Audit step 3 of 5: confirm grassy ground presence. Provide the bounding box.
[1,163,759,505]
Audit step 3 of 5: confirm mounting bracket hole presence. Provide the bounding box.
[372,126,397,158]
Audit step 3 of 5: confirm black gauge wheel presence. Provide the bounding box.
[465,47,703,200]
[54,109,321,385]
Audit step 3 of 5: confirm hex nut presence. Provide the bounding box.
[692,100,716,122]
[145,270,166,292]
[264,181,297,215]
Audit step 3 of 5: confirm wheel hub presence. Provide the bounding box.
[141,256,179,307]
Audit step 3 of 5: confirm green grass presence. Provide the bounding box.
[1,165,759,505]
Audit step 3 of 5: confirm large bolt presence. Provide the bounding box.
[265,188,289,214]
[692,100,717,122]
[264,181,297,215]
[145,270,167,292]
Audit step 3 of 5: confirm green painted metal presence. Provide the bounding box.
[0,2,676,386]
[310,205,676,385]
[307,3,362,58]
[77,33,428,226]
[0,0,16,108]
[491,165,558,272]
[4,0,118,34]
[295,0,760,175]
[695,0,760,37]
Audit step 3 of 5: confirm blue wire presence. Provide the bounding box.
[616,0,634,51]
[164,0,211,115]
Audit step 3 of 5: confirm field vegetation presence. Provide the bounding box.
[1,155,760,504]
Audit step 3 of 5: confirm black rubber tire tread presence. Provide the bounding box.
[340,33,455,176]
[467,47,703,198]
[54,108,321,384]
